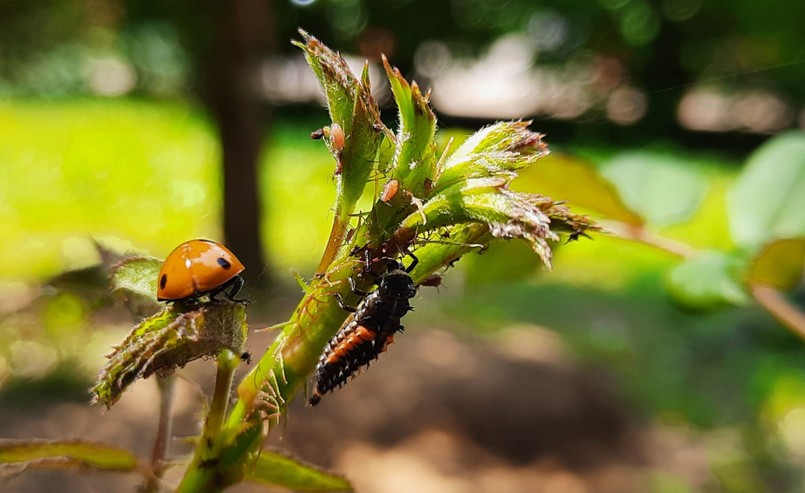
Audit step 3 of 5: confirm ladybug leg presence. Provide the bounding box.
[334,293,357,313]
[360,248,385,281]
[224,276,249,303]
[347,276,367,297]
[404,252,419,273]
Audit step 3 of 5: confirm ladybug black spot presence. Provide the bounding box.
[160,274,168,289]
[217,258,231,269]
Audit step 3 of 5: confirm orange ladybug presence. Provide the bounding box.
[157,239,246,303]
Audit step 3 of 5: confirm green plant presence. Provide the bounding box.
[0,31,597,491]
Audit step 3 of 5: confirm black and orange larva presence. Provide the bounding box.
[309,255,418,405]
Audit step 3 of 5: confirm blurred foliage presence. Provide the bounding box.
[0,100,221,279]
[1,0,803,137]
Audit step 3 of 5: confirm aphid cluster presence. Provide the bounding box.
[309,255,419,405]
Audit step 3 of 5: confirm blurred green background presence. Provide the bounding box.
[2,1,805,492]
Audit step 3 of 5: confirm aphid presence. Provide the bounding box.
[423,177,434,195]
[310,128,325,140]
[330,123,345,152]
[419,274,443,288]
[157,239,246,303]
[309,255,419,405]
[330,123,345,175]
[380,179,400,203]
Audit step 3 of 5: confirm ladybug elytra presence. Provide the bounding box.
[156,239,245,303]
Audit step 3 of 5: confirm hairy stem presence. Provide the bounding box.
[176,350,239,493]
[142,375,175,493]
[228,257,360,426]
[316,209,350,274]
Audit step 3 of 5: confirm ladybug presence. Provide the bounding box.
[156,239,246,303]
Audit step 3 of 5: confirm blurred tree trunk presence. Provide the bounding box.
[202,0,275,283]
[639,20,688,139]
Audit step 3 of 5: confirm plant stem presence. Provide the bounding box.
[604,220,697,259]
[316,209,350,274]
[142,375,175,493]
[750,284,805,341]
[175,350,239,493]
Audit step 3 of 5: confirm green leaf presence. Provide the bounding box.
[746,238,805,290]
[515,152,643,225]
[601,150,707,226]
[727,131,805,249]
[667,251,749,309]
[399,179,598,268]
[110,255,161,298]
[92,303,248,408]
[294,30,382,212]
[245,447,352,492]
[406,222,493,283]
[434,121,548,196]
[384,56,437,197]
[0,439,139,472]
[293,30,359,131]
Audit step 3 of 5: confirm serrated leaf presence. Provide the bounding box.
[294,30,359,132]
[601,151,707,226]
[245,447,352,492]
[746,238,805,290]
[92,303,248,408]
[667,251,748,309]
[384,56,437,196]
[295,30,382,211]
[400,180,599,268]
[434,121,548,196]
[727,131,805,249]
[0,439,139,472]
[515,152,643,225]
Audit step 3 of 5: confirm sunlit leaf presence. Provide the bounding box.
[110,255,163,316]
[245,447,352,492]
[384,56,438,197]
[400,179,599,268]
[111,255,161,298]
[667,251,748,309]
[434,121,548,196]
[405,222,492,283]
[601,151,707,226]
[746,238,805,290]
[0,439,139,473]
[294,30,382,209]
[727,132,805,249]
[92,303,248,408]
[515,152,643,225]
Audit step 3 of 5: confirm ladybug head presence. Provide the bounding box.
[379,269,417,300]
